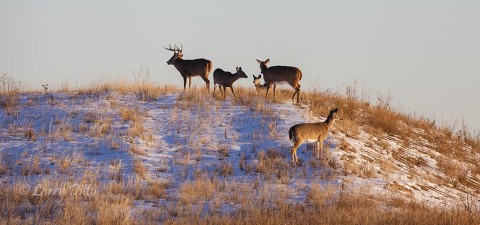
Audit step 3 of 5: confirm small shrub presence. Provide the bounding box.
[24,128,36,141]
[0,73,20,109]
[217,144,229,159]
[179,178,216,204]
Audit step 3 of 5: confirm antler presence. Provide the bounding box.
[174,44,183,54]
[164,44,177,52]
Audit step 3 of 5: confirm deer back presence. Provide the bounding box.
[263,66,302,85]
[175,58,212,78]
[290,122,329,142]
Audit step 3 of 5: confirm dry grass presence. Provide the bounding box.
[217,144,229,159]
[255,149,290,180]
[133,158,148,179]
[120,107,146,139]
[179,177,216,205]
[0,73,20,109]
[2,79,480,224]
[21,155,43,175]
[0,154,8,175]
[88,116,113,138]
[166,184,480,225]
[24,128,37,141]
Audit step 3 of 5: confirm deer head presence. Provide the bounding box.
[235,67,248,78]
[165,44,183,65]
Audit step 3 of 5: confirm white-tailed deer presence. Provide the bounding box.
[256,59,302,104]
[213,67,248,100]
[289,108,341,165]
[253,74,267,92]
[165,45,213,90]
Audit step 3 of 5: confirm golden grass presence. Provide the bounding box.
[0,73,20,109]
[179,177,216,205]
[2,78,480,224]
[133,158,148,179]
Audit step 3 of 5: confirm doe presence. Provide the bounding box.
[213,67,248,100]
[288,108,341,165]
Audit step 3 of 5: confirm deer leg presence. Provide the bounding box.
[183,77,187,90]
[273,84,277,101]
[188,77,192,88]
[265,84,270,101]
[291,142,301,165]
[201,76,210,91]
[296,89,300,104]
[318,140,324,159]
[213,85,216,97]
[230,86,236,99]
[223,86,227,100]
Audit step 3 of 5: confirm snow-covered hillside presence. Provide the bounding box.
[1,88,479,223]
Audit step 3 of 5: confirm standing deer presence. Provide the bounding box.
[256,59,302,104]
[253,74,267,92]
[288,108,341,165]
[213,67,248,100]
[165,45,212,90]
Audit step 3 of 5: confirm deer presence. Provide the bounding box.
[288,108,341,165]
[165,44,213,90]
[256,59,302,104]
[253,74,267,92]
[213,67,248,100]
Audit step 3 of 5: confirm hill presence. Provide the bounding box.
[0,78,479,224]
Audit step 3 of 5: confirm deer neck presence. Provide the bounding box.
[260,64,268,74]
[324,112,336,130]
[232,73,243,81]
[172,58,184,71]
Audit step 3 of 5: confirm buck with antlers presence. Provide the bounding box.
[213,67,248,100]
[288,108,341,165]
[256,59,302,104]
[165,45,213,90]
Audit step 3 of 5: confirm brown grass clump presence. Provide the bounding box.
[21,155,43,175]
[24,128,37,141]
[56,153,78,175]
[120,107,146,139]
[133,158,148,179]
[179,177,216,205]
[88,117,113,138]
[217,161,233,176]
[0,154,7,175]
[217,144,229,160]
[0,73,20,109]
[255,149,290,180]
[145,181,167,199]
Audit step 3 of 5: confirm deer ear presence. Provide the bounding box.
[256,59,261,64]
[236,67,239,71]
[239,67,242,71]
[265,59,270,64]
[258,74,262,79]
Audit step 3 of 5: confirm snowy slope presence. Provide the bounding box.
[1,90,478,214]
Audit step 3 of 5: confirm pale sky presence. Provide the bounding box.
[1,0,479,131]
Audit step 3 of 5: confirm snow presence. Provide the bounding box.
[1,90,478,213]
